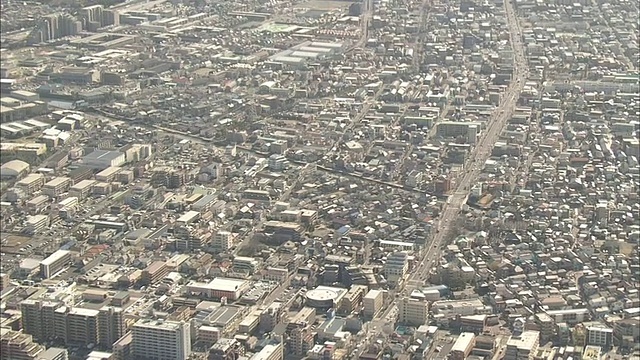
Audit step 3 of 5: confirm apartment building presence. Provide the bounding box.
[132,319,191,360]
[0,328,45,360]
[98,306,126,349]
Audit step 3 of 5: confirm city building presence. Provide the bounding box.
[250,343,284,360]
[450,332,476,360]
[131,319,191,360]
[40,250,72,279]
[504,330,540,360]
[363,290,384,318]
[383,251,409,287]
[398,297,429,327]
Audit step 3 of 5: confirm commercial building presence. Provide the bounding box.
[132,319,191,360]
[398,297,429,327]
[250,343,284,360]
[141,261,169,285]
[305,286,348,309]
[504,330,540,360]
[40,250,72,279]
[363,290,384,318]
[82,150,125,170]
[450,332,476,360]
[383,251,409,287]
[185,278,251,300]
[0,159,29,179]
[587,325,613,349]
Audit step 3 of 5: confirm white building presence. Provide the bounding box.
[25,214,49,234]
[363,290,384,318]
[40,250,71,279]
[383,251,409,286]
[268,154,288,171]
[504,330,540,360]
[398,297,429,327]
[82,150,125,170]
[212,231,233,252]
[132,319,191,360]
[250,343,284,360]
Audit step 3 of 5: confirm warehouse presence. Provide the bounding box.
[0,160,29,179]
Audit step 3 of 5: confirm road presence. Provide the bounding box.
[409,0,528,284]
[359,0,529,351]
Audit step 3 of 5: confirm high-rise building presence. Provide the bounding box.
[132,319,191,360]
[20,300,60,341]
[21,300,126,349]
[62,307,100,346]
[398,297,429,326]
[29,13,82,44]
[80,5,119,30]
[504,330,540,360]
[98,307,126,349]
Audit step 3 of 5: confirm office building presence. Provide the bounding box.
[132,319,191,360]
[504,330,540,360]
[450,332,476,360]
[250,343,284,360]
[40,250,72,279]
[398,297,429,327]
[587,325,613,349]
[363,290,384,318]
